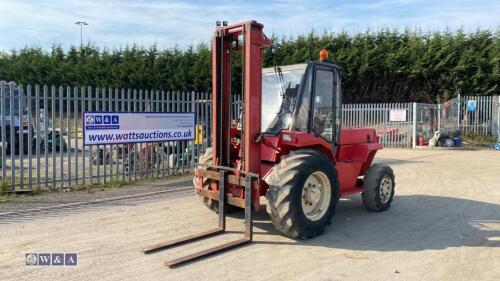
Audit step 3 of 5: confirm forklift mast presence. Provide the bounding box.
[211,20,271,173]
[143,21,271,267]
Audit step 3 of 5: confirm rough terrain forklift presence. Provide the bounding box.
[144,20,395,267]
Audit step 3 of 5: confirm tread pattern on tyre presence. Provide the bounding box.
[361,164,395,212]
[265,149,339,239]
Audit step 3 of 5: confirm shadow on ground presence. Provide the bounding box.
[2,192,498,253]
[374,158,428,166]
[236,195,500,252]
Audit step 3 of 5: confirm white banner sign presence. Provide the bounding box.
[389,109,407,122]
[83,112,195,145]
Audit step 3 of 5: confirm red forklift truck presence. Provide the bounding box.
[143,20,395,267]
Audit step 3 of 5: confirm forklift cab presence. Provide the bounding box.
[262,55,342,146]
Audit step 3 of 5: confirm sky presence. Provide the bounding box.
[0,0,498,51]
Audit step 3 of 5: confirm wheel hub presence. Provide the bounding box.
[303,185,321,205]
[301,171,331,221]
[379,175,393,204]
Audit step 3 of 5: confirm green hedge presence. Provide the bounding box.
[0,28,498,103]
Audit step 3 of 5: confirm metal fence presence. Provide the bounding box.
[342,103,414,148]
[439,97,460,134]
[1,81,498,192]
[438,95,499,137]
[415,103,439,144]
[493,96,500,140]
[458,95,497,135]
[1,82,213,192]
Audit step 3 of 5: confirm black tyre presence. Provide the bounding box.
[193,147,238,213]
[265,149,339,239]
[361,164,395,212]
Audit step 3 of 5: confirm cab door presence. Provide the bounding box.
[310,64,342,145]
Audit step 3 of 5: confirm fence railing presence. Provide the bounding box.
[458,95,497,135]
[342,103,414,148]
[1,81,498,192]
[438,95,499,137]
[1,82,212,192]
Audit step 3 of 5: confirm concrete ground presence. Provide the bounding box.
[0,148,499,281]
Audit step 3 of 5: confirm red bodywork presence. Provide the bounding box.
[258,129,382,199]
[195,20,383,211]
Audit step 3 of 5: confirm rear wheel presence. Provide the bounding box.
[265,149,339,239]
[193,147,237,213]
[362,164,395,212]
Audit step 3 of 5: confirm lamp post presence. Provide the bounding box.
[74,21,88,47]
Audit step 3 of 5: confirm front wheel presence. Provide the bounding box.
[362,164,395,212]
[266,149,339,239]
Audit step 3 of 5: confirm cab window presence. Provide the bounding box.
[293,70,312,131]
[312,68,334,142]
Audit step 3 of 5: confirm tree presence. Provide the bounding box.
[0,28,498,103]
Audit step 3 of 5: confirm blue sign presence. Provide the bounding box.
[467,100,477,112]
